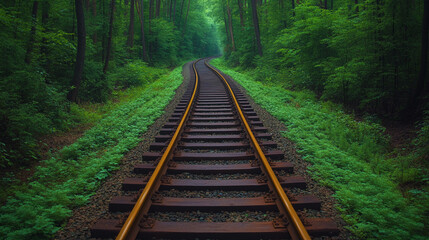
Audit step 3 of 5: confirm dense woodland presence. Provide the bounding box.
[212,0,429,168]
[216,0,428,119]
[0,0,219,168]
[217,0,429,117]
[2,0,428,170]
[0,0,428,239]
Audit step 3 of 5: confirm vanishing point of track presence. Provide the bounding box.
[91,59,339,239]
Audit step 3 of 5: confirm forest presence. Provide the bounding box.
[0,0,219,169]
[0,0,428,239]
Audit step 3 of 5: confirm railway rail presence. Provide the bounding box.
[91,59,339,239]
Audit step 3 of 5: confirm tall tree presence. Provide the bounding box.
[291,0,295,16]
[227,2,236,51]
[169,0,173,20]
[183,0,190,32]
[279,0,287,28]
[103,0,115,74]
[177,0,185,26]
[222,3,230,46]
[92,0,97,43]
[172,0,177,24]
[40,2,50,58]
[68,0,86,102]
[25,1,39,64]
[156,0,161,18]
[149,0,154,22]
[136,0,149,61]
[238,0,245,27]
[251,0,262,56]
[406,0,429,119]
[127,0,135,49]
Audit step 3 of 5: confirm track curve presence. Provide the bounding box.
[91,59,339,239]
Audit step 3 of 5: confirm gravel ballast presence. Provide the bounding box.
[55,60,350,239]
[54,62,192,240]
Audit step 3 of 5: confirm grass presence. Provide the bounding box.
[211,58,429,240]
[0,65,183,239]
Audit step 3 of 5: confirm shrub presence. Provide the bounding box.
[211,58,428,239]
[108,60,166,89]
[0,65,183,239]
[0,69,68,168]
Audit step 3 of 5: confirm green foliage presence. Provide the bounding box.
[212,58,428,239]
[0,66,183,239]
[149,19,180,66]
[108,60,167,89]
[79,60,110,102]
[217,0,425,117]
[414,112,429,164]
[0,0,220,169]
[0,68,68,168]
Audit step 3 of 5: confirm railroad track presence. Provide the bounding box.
[91,59,339,239]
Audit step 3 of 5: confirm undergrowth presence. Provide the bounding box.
[0,66,183,239]
[211,58,429,239]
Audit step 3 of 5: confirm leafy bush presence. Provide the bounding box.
[149,19,180,67]
[108,60,166,89]
[0,69,68,168]
[212,58,428,239]
[78,60,110,103]
[0,66,183,239]
[414,112,429,164]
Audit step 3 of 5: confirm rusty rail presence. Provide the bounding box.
[115,59,200,240]
[91,58,339,239]
[205,61,311,240]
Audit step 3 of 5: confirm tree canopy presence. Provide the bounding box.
[0,0,220,168]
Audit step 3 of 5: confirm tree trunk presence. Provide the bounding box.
[178,0,185,27]
[102,0,106,62]
[156,0,161,18]
[280,0,287,28]
[331,0,333,10]
[180,0,185,19]
[324,0,328,9]
[406,0,429,119]
[169,0,173,20]
[25,1,39,64]
[149,0,154,20]
[238,0,245,27]
[183,0,190,33]
[223,3,230,46]
[227,4,235,51]
[251,0,262,56]
[127,0,135,48]
[172,0,177,24]
[136,0,149,61]
[164,0,167,18]
[291,0,295,17]
[149,0,154,32]
[40,2,49,58]
[103,0,115,74]
[92,0,97,43]
[68,0,86,103]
